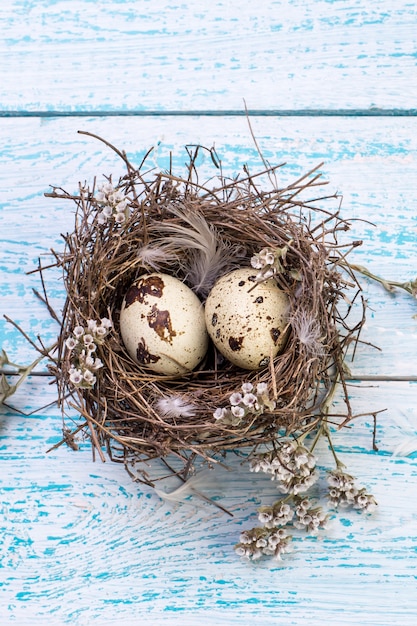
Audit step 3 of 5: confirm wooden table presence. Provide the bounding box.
[1,1,416,624]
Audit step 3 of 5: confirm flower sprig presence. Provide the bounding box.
[235,436,377,561]
[235,527,293,561]
[213,381,276,426]
[249,440,319,494]
[251,244,299,283]
[65,318,112,389]
[327,468,377,513]
[95,182,130,225]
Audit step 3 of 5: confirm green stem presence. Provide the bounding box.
[306,373,345,469]
[306,423,324,454]
[346,263,417,297]
[1,345,56,404]
[322,419,345,469]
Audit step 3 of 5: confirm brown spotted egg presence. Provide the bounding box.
[205,268,289,370]
[120,273,209,375]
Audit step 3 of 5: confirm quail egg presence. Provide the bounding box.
[205,268,289,369]
[120,273,209,375]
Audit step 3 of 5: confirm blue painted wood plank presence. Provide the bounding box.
[1,378,417,624]
[0,1,416,623]
[0,0,416,112]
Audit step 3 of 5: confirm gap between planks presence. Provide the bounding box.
[1,109,417,118]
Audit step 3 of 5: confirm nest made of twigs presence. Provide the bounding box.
[43,133,364,484]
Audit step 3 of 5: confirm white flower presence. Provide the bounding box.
[98,182,114,195]
[83,370,97,387]
[83,333,94,346]
[326,469,376,511]
[95,184,129,225]
[107,191,122,204]
[69,368,83,385]
[242,393,257,407]
[296,498,310,511]
[65,337,77,351]
[261,268,275,280]
[256,382,268,395]
[272,502,294,526]
[268,528,287,547]
[115,212,126,224]
[258,509,273,524]
[241,382,254,394]
[213,407,226,420]
[73,325,84,339]
[251,247,276,270]
[87,319,98,332]
[352,490,378,513]
[95,326,108,339]
[262,251,275,265]
[229,392,243,406]
[102,205,113,218]
[66,318,111,389]
[231,405,245,418]
[116,199,128,212]
[256,537,268,548]
[84,354,95,368]
[250,255,263,270]
[100,317,112,329]
[82,369,96,386]
[293,499,329,534]
[252,442,318,495]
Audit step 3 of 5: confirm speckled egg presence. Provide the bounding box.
[205,268,289,370]
[120,273,209,375]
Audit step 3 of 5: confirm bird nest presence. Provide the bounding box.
[40,132,365,486]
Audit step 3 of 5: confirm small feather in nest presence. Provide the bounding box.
[137,244,177,271]
[155,394,197,419]
[153,204,246,297]
[290,308,325,357]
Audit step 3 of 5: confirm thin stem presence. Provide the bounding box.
[307,423,325,454]
[323,421,345,469]
[346,262,417,297]
[1,349,54,404]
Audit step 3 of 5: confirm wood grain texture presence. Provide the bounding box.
[1,0,417,622]
[0,0,416,112]
[1,378,417,625]
[1,116,416,375]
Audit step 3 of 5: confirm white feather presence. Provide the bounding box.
[155,395,197,419]
[154,467,224,504]
[154,205,245,297]
[137,244,176,270]
[290,308,324,357]
[385,410,417,457]
[392,437,417,457]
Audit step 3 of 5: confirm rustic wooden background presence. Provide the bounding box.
[1,1,416,624]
